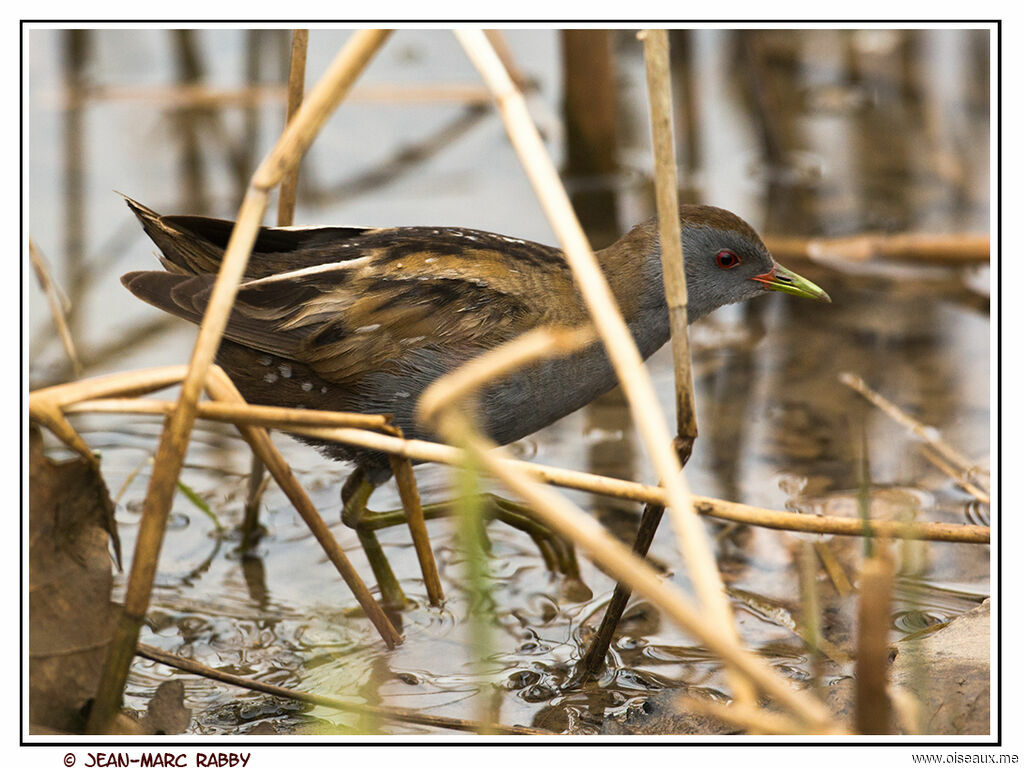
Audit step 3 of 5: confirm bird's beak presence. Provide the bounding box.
[751,263,831,303]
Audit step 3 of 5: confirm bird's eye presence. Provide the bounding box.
[715,249,740,269]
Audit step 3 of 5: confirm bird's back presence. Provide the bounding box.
[121,199,617,472]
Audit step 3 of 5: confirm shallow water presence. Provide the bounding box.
[28,28,990,734]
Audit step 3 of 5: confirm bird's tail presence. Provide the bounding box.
[122,195,374,279]
[122,195,238,276]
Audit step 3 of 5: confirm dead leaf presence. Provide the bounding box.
[29,426,119,732]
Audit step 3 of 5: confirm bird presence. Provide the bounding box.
[121,198,829,596]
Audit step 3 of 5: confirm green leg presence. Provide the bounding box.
[345,487,581,579]
[491,496,582,581]
[341,468,408,610]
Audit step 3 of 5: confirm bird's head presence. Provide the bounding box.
[676,205,830,321]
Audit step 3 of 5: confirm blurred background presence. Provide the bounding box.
[27,27,991,734]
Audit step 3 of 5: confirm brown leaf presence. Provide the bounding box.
[29,427,119,732]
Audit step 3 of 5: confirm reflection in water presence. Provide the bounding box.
[62,30,87,343]
[28,28,990,734]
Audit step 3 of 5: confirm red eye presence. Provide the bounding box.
[716,249,740,269]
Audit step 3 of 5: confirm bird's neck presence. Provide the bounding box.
[595,224,672,359]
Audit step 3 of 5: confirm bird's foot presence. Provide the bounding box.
[341,464,587,600]
[343,484,585,585]
[484,495,582,582]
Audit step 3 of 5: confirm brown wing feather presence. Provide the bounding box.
[231,242,588,385]
[124,201,593,387]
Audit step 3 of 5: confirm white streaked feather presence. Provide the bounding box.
[241,256,374,284]
[270,224,376,233]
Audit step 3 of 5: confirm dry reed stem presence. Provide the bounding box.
[798,545,853,668]
[28,403,95,464]
[30,238,83,378]
[117,185,266,601]
[87,31,392,732]
[482,30,529,89]
[253,30,392,190]
[435,410,834,730]
[918,445,991,504]
[48,391,989,544]
[815,541,854,597]
[676,696,844,736]
[276,29,308,228]
[840,372,987,493]
[245,27,310,547]
[388,452,444,606]
[202,369,401,647]
[642,28,752,700]
[30,365,189,408]
[640,29,699,448]
[799,542,821,644]
[64,398,392,431]
[799,542,825,693]
[765,232,990,266]
[29,365,192,465]
[135,643,546,735]
[855,554,895,734]
[454,27,743,688]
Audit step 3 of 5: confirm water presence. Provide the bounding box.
[27,27,990,734]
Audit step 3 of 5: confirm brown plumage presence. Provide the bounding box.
[122,198,829,483]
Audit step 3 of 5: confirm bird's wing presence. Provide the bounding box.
[124,229,589,385]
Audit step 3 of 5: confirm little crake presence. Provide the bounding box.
[122,199,829,485]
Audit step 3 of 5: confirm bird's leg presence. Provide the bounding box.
[341,467,408,610]
[347,491,581,579]
[575,502,665,680]
[490,496,582,581]
[575,439,693,680]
